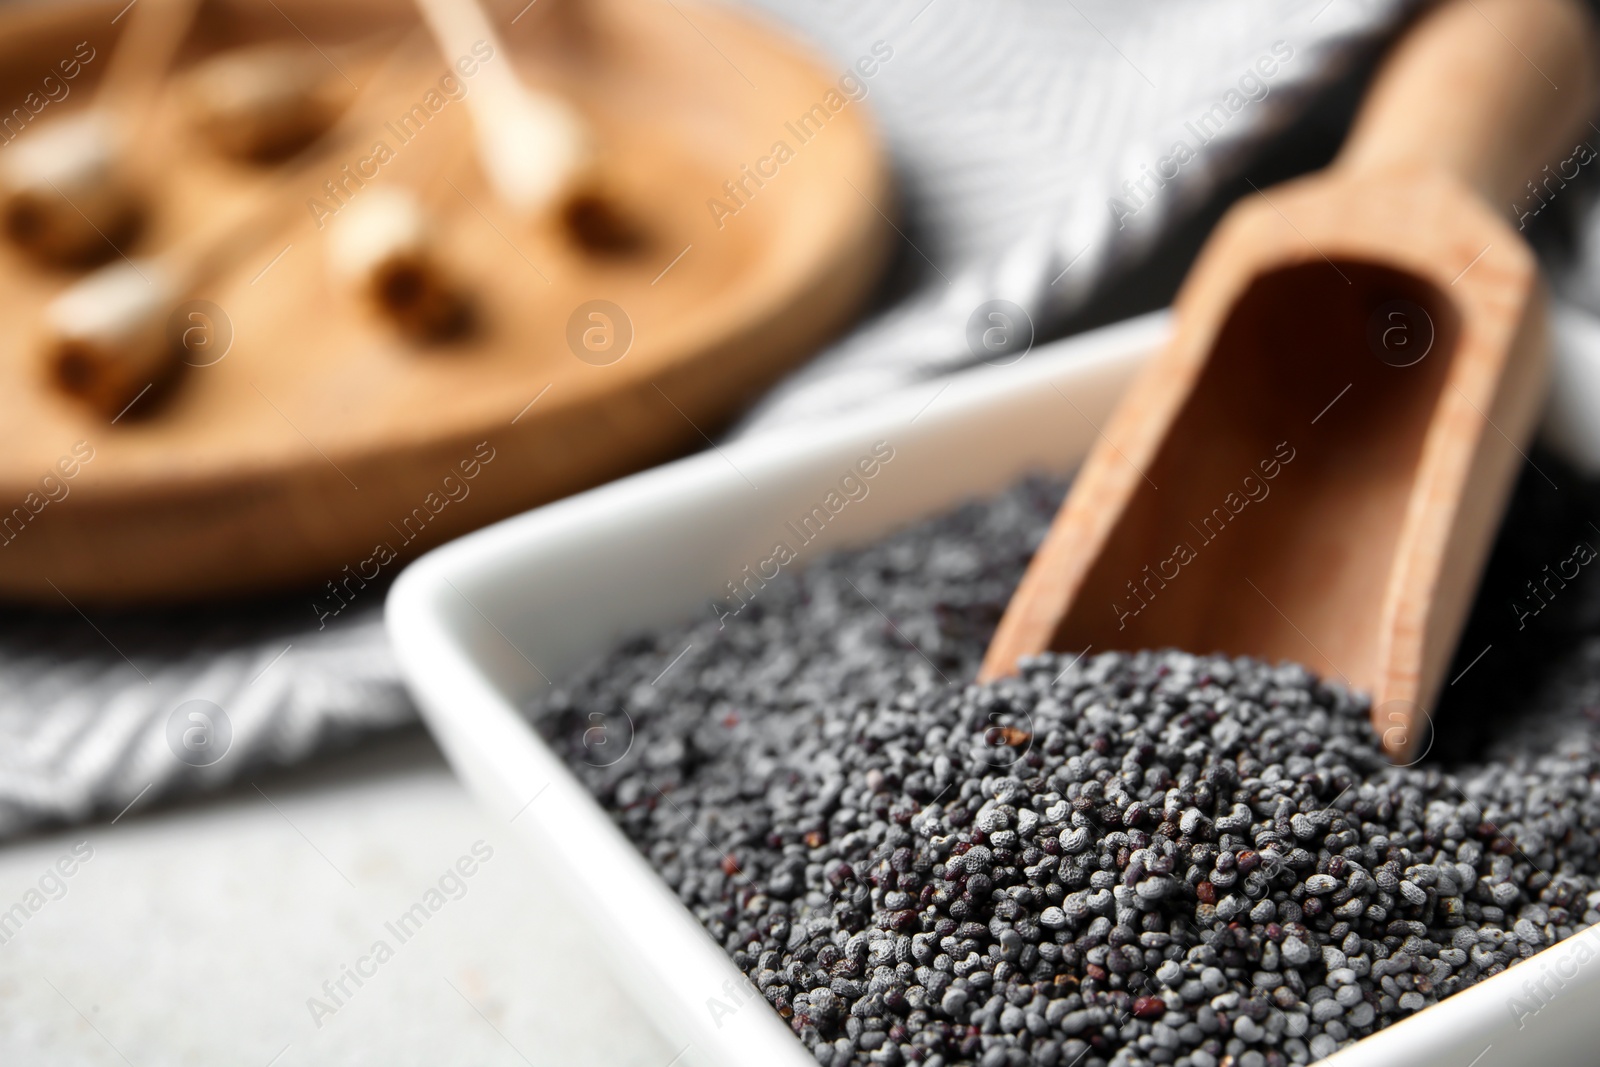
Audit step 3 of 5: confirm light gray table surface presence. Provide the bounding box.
[0,730,676,1066]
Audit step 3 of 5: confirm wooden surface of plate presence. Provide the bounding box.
[0,0,890,603]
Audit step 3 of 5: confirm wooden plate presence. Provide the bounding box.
[0,0,890,603]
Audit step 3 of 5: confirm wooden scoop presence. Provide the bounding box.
[980,0,1599,762]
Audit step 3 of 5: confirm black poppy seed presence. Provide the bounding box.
[535,472,1600,1067]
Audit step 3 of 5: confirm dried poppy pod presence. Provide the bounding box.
[411,0,643,254]
[0,114,142,266]
[182,42,352,162]
[327,186,469,339]
[473,84,596,220]
[44,260,180,417]
[414,0,598,221]
[560,160,649,256]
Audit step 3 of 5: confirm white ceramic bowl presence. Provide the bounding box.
[387,309,1600,1067]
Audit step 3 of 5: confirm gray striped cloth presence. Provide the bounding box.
[0,0,1426,838]
[733,0,1419,431]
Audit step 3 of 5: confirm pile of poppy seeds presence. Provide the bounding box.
[536,472,1600,1067]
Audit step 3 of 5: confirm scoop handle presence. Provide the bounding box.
[1336,0,1598,208]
